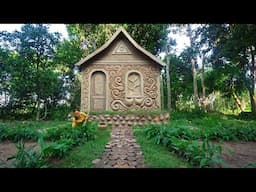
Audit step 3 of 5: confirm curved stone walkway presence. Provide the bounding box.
[93,121,145,168]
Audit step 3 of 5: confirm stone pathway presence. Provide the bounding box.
[93,120,145,168]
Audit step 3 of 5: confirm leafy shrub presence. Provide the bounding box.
[0,124,39,142]
[39,138,74,159]
[237,112,256,120]
[0,124,9,141]
[47,105,71,121]
[142,124,224,167]
[43,120,97,143]
[42,125,71,141]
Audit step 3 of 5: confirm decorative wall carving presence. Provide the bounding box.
[112,41,131,54]
[81,63,160,112]
[127,72,142,97]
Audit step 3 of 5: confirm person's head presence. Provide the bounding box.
[74,110,80,119]
[73,108,80,112]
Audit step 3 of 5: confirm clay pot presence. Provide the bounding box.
[98,122,107,130]
[164,113,170,120]
[92,115,98,120]
[130,115,135,121]
[138,121,143,126]
[153,116,160,123]
[99,115,105,121]
[125,115,130,121]
[107,121,113,126]
[127,121,133,126]
[146,115,152,121]
[121,120,126,125]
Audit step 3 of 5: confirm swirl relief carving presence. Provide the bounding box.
[81,63,160,112]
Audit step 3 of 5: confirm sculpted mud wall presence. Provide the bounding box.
[81,63,160,112]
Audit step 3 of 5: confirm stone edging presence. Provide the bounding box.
[91,112,169,128]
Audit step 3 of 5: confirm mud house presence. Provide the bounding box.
[76,27,164,112]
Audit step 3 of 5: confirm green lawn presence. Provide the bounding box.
[170,111,256,131]
[133,128,191,168]
[50,128,111,168]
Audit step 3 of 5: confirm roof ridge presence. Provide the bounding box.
[76,27,164,67]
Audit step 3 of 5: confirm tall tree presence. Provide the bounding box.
[53,39,84,109]
[166,47,171,111]
[0,48,12,108]
[0,24,61,120]
[200,54,206,99]
[200,24,256,114]
[167,53,193,110]
[187,25,199,107]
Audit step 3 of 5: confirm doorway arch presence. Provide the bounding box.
[90,71,106,111]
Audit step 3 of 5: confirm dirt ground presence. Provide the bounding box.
[220,141,256,168]
[0,140,256,168]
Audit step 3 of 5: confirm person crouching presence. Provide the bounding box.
[72,109,89,128]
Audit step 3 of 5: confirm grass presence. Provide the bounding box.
[133,127,191,168]
[0,120,70,130]
[169,111,256,140]
[50,127,111,168]
[1,110,255,168]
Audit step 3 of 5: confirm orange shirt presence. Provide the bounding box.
[72,111,88,127]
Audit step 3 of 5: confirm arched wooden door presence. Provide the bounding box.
[90,71,106,111]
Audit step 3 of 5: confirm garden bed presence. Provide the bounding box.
[0,140,38,167]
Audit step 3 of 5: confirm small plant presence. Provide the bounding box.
[5,140,47,168]
[198,139,223,168]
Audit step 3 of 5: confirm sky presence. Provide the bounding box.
[0,24,69,40]
[0,24,189,56]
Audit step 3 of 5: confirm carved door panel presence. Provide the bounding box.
[90,71,106,111]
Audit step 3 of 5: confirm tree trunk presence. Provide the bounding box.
[201,55,206,99]
[191,57,199,106]
[232,91,243,112]
[40,101,47,120]
[166,55,171,111]
[173,90,177,110]
[248,89,256,114]
[187,24,198,107]
[36,98,40,121]
[201,54,206,110]
[160,73,165,110]
[4,91,7,106]
[249,47,256,114]
[36,56,40,121]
